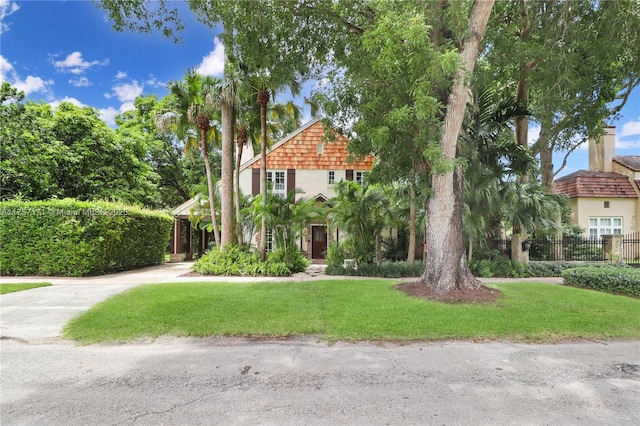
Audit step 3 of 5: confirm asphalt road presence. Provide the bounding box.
[1,264,638,425]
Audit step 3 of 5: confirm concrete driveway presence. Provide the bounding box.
[1,264,638,425]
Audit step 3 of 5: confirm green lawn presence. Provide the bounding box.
[0,282,51,295]
[63,280,640,344]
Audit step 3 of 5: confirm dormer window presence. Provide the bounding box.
[317,143,324,155]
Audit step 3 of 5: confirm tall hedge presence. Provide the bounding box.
[0,199,172,276]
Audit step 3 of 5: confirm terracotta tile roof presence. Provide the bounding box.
[242,118,374,171]
[613,156,640,171]
[555,170,637,198]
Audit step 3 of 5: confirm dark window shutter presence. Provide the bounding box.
[346,169,354,181]
[252,168,260,195]
[287,169,295,196]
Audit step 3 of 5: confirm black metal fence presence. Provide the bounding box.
[622,232,640,264]
[489,234,640,264]
[489,238,605,261]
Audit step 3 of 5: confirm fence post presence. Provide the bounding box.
[602,234,623,263]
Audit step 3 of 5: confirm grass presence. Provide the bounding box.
[63,280,640,344]
[0,282,51,294]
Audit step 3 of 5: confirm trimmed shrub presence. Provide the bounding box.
[267,247,310,273]
[326,261,425,278]
[0,199,172,276]
[527,261,625,277]
[192,245,291,276]
[470,254,529,278]
[561,266,640,297]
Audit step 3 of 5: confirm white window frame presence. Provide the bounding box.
[328,170,335,185]
[355,171,368,184]
[267,170,286,198]
[588,217,622,239]
[265,229,274,252]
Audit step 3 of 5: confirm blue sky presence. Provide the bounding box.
[1,0,638,178]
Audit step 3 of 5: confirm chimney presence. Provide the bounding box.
[588,126,615,172]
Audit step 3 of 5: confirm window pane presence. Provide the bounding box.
[613,218,622,227]
[600,218,611,227]
[275,171,285,191]
[589,218,598,226]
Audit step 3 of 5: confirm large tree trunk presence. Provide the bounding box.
[220,97,235,248]
[258,88,270,262]
[419,0,494,292]
[407,180,416,265]
[538,123,554,190]
[201,129,221,248]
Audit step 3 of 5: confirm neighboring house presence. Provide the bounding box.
[238,117,375,261]
[168,118,375,262]
[555,126,640,238]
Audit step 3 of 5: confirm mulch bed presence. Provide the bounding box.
[395,281,502,305]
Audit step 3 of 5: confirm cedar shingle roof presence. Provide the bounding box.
[555,170,637,198]
[241,118,374,171]
[613,156,640,171]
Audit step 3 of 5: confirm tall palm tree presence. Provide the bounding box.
[206,64,243,248]
[459,85,531,259]
[155,69,222,247]
[247,73,301,261]
[233,90,300,248]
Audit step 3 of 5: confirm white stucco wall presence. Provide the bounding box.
[238,168,360,200]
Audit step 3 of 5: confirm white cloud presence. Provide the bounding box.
[618,119,640,138]
[53,51,108,74]
[115,71,127,79]
[1,54,53,97]
[0,54,12,81]
[195,39,225,77]
[69,76,91,87]
[145,75,165,88]
[110,80,144,102]
[616,138,640,150]
[99,101,136,127]
[98,107,120,127]
[49,97,84,109]
[14,75,53,96]
[0,0,20,34]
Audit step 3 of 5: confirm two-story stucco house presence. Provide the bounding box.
[238,117,375,260]
[555,127,640,238]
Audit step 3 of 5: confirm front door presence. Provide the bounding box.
[311,226,328,260]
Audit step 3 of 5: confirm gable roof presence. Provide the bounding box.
[555,170,637,199]
[240,118,374,171]
[613,156,640,172]
[171,195,207,217]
